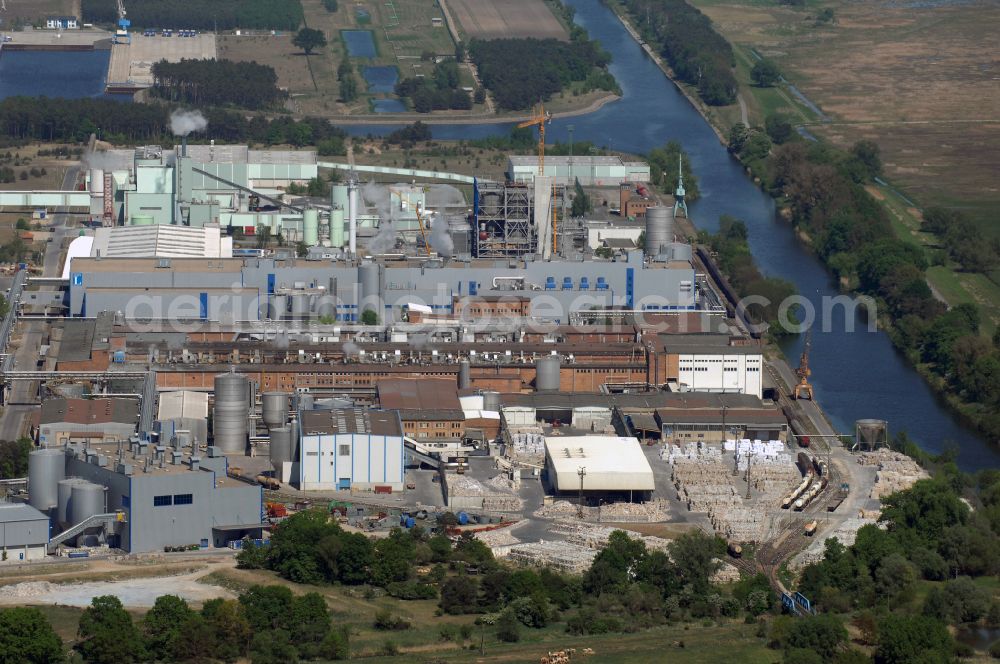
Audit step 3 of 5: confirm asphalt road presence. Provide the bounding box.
[0,162,80,442]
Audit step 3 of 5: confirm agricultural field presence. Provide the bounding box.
[217,33,316,95]
[688,0,1000,236]
[446,0,568,40]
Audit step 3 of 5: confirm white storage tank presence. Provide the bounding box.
[303,208,319,246]
[535,355,561,392]
[645,206,673,256]
[262,392,290,429]
[213,372,249,454]
[57,478,88,529]
[28,448,65,511]
[69,481,105,526]
[269,426,292,474]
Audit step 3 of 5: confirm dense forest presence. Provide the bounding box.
[394,61,471,113]
[152,60,287,110]
[0,97,346,148]
[81,0,304,31]
[150,60,286,110]
[469,33,618,111]
[618,0,737,106]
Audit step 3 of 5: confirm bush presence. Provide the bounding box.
[373,609,411,631]
[496,611,521,643]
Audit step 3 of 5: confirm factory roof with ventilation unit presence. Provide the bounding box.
[544,435,655,493]
[299,408,402,437]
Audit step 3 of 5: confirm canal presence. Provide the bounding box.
[342,0,997,470]
[1,1,994,469]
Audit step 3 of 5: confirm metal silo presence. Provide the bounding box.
[270,294,288,320]
[359,263,380,319]
[331,184,349,211]
[213,372,249,454]
[330,207,345,248]
[535,355,561,391]
[290,294,310,319]
[667,242,693,263]
[57,478,88,529]
[482,391,501,412]
[269,426,292,473]
[644,207,673,256]
[303,208,319,246]
[28,448,65,511]
[458,360,471,390]
[288,419,300,462]
[262,392,290,429]
[69,481,105,526]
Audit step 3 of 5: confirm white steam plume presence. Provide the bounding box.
[428,213,453,258]
[362,180,397,254]
[169,109,208,136]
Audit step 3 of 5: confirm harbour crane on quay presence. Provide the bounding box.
[517,103,560,256]
[113,0,131,45]
[793,330,815,400]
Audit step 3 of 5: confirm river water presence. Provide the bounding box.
[343,0,997,470]
[1,2,994,469]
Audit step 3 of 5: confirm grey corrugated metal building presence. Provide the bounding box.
[0,503,50,562]
[68,250,700,322]
[64,444,262,552]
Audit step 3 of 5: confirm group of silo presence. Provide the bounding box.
[213,372,250,454]
[262,391,297,475]
[28,449,106,538]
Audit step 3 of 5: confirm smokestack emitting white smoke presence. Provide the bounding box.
[169,110,208,137]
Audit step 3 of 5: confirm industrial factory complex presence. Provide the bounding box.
[0,141,910,576]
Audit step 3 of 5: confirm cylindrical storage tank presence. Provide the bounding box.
[667,242,693,263]
[358,263,380,319]
[269,426,292,473]
[89,169,104,195]
[28,449,65,511]
[330,207,345,248]
[331,184,349,211]
[57,478,87,529]
[288,419,300,464]
[270,294,288,320]
[644,206,672,256]
[69,481,105,526]
[213,372,249,454]
[130,214,155,226]
[303,208,319,246]
[482,391,500,412]
[458,360,471,390]
[535,355,561,391]
[290,294,310,319]
[262,392,290,429]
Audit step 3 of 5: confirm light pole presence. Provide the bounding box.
[577,466,586,518]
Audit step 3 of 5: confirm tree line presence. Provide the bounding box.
[0,97,346,149]
[81,0,304,31]
[468,34,617,111]
[756,136,1000,440]
[0,587,348,663]
[150,60,286,110]
[395,60,472,113]
[701,216,798,337]
[619,0,737,106]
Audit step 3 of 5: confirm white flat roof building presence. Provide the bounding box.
[90,226,233,259]
[507,155,650,186]
[544,435,655,493]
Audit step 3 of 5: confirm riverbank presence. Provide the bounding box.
[607,0,999,450]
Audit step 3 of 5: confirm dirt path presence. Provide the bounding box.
[737,93,748,126]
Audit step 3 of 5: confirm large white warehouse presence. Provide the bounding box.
[544,435,655,495]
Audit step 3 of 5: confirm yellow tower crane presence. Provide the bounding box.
[517,103,559,256]
[793,330,815,400]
